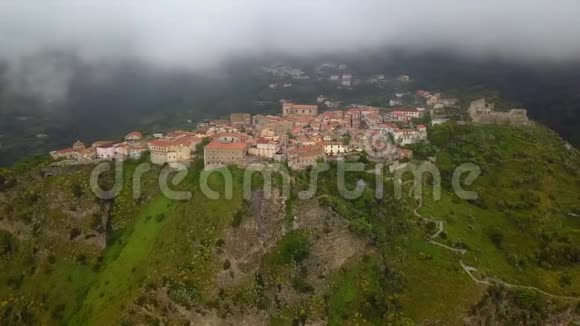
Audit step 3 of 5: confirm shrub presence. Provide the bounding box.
[231,210,244,228]
[6,274,24,289]
[270,231,310,265]
[559,274,572,287]
[76,254,87,265]
[487,227,504,248]
[0,231,16,256]
[349,218,373,236]
[167,281,198,309]
[69,227,81,240]
[513,289,545,312]
[155,214,166,222]
[51,303,66,320]
[71,183,83,199]
[292,277,314,293]
[90,213,102,229]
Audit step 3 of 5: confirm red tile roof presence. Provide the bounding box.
[92,141,116,148]
[167,130,195,137]
[205,141,248,150]
[376,123,398,129]
[148,139,174,147]
[96,141,120,148]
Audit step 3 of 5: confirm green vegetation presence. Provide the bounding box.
[268,231,310,265]
[399,123,580,321]
[70,196,174,324]
[327,257,411,325]
[0,122,578,324]
[425,123,580,286]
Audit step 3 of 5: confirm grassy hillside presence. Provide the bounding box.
[0,123,578,325]
[394,123,580,322]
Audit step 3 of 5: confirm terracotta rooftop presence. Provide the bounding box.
[148,139,174,147]
[284,115,313,123]
[376,123,398,129]
[96,141,120,148]
[205,141,248,150]
[92,141,116,148]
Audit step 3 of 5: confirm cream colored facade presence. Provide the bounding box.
[204,142,248,167]
[230,113,251,127]
[149,141,192,165]
[282,103,318,116]
[287,145,325,170]
[252,141,281,159]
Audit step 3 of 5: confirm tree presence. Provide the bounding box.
[195,137,211,153]
[71,182,83,198]
[488,227,504,248]
[0,231,15,256]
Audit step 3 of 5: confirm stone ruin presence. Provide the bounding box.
[468,98,529,126]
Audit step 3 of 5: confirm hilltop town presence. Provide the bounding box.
[49,91,529,170]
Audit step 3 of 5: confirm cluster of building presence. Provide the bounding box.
[49,64,534,172]
[50,132,148,161]
[201,101,429,169]
[50,99,432,170]
[265,63,417,91]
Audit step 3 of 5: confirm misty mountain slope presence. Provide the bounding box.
[375,51,580,146]
[3,52,580,169]
[0,123,579,325]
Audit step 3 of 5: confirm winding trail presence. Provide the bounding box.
[412,196,580,302]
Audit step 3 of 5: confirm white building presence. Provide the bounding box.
[96,143,117,159]
[389,99,403,106]
[392,125,428,145]
[249,139,281,159]
[324,142,349,156]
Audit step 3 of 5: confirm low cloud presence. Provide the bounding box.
[1,1,579,100]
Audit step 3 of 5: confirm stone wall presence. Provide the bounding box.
[468,98,529,126]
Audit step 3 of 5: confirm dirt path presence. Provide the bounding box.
[412,196,580,302]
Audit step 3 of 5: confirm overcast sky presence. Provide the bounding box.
[1,1,580,100]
